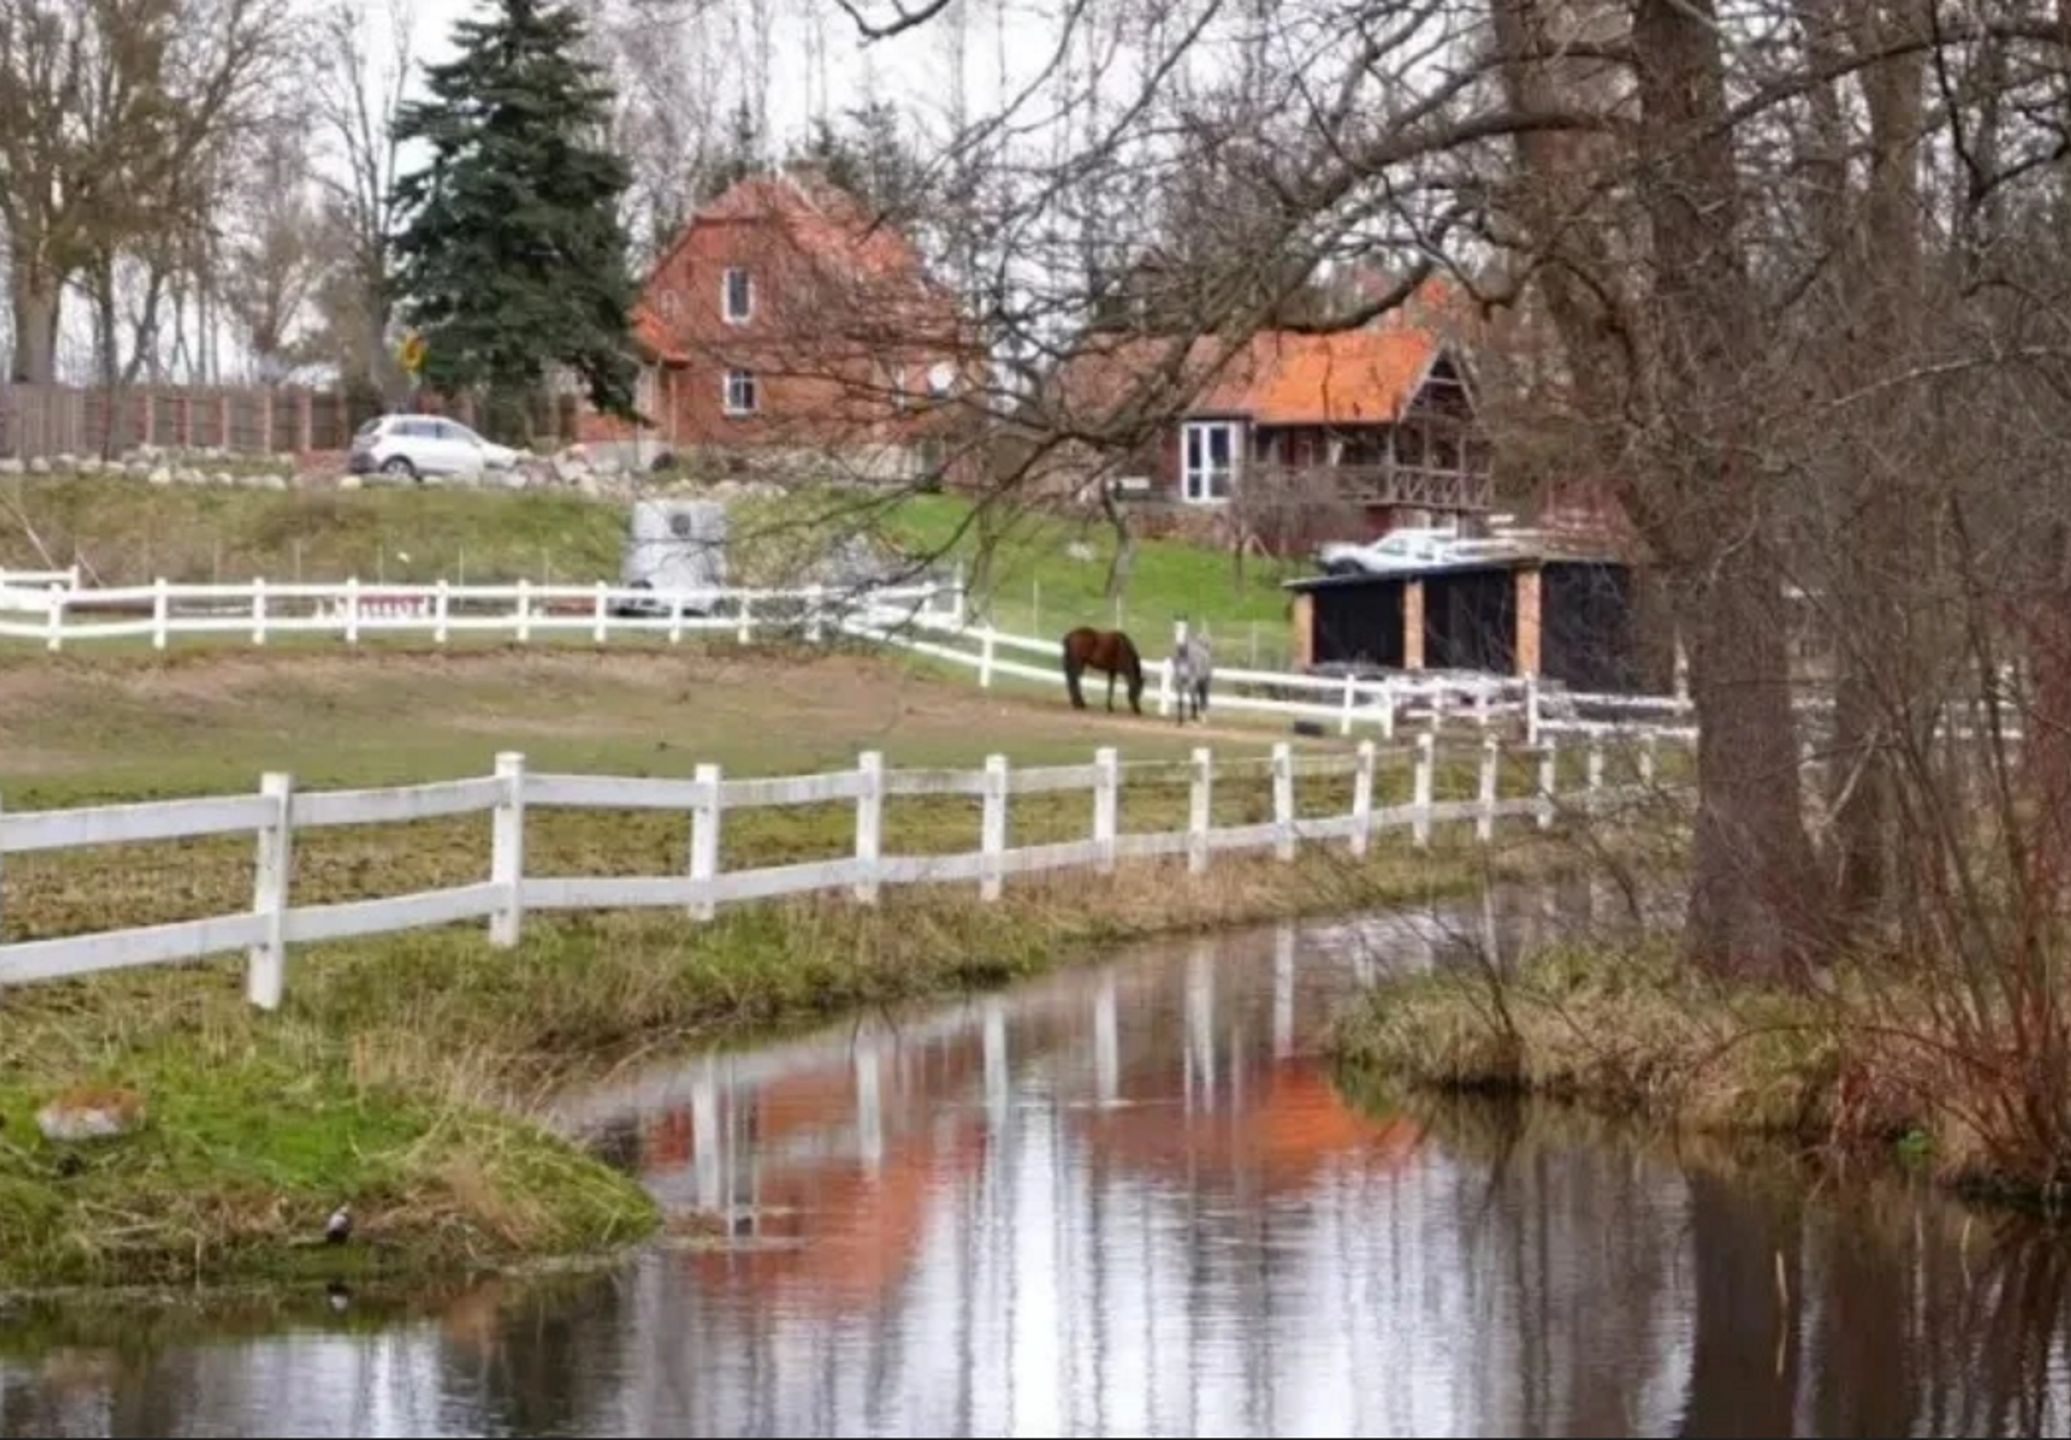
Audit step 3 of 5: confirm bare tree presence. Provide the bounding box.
[0,0,290,384]
[309,0,413,399]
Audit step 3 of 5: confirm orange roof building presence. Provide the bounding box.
[1046,286,1496,551]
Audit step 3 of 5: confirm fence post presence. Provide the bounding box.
[515,577,532,644]
[854,751,884,904]
[435,579,450,645]
[592,580,609,644]
[251,578,269,647]
[1474,685,1491,732]
[1351,739,1375,858]
[1537,736,1558,831]
[1413,731,1435,848]
[981,754,1007,901]
[43,582,60,653]
[668,593,684,645]
[1379,679,1396,741]
[344,575,361,645]
[979,626,996,688]
[1158,658,1174,717]
[152,577,169,651]
[1093,746,1119,874]
[1525,675,1541,746]
[950,563,968,630]
[490,752,526,947]
[1640,733,1659,789]
[1272,742,1296,862]
[689,762,722,921]
[1188,747,1212,876]
[806,583,825,644]
[1477,734,1499,843]
[247,771,294,1011]
[1587,737,1605,816]
[736,594,752,646]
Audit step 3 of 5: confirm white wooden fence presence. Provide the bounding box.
[0,576,963,650]
[0,732,1675,1010]
[840,610,1697,744]
[0,569,1699,741]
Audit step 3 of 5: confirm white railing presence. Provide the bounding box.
[0,569,1704,741]
[0,732,1676,1009]
[845,607,1650,742]
[0,577,964,651]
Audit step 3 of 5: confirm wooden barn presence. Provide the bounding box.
[1285,545,1664,693]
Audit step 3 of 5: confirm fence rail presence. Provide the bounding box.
[0,731,1676,1009]
[0,569,1704,741]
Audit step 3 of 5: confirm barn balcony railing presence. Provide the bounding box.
[1246,463,1495,512]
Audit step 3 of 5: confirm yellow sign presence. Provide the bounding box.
[397,331,426,375]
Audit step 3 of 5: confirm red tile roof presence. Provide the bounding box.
[1054,311,1448,430]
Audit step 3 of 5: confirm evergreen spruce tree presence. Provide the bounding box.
[391,0,638,427]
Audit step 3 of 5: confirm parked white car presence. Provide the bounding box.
[348,415,519,482]
[1315,527,1462,576]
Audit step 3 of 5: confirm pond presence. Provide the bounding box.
[4,877,2070,1437]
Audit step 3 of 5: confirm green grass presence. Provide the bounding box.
[877,493,1300,662]
[5,478,1300,663]
[1,473,625,587]
[0,832,1565,1291]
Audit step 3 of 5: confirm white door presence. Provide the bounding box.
[1182,421,1239,503]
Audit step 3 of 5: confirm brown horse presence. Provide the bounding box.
[1062,627,1145,714]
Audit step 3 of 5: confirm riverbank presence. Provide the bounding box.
[1332,940,2051,1200]
[1,835,1554,1292]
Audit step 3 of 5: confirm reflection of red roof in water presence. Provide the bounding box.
[1077,1064,1422,1187]
[688,1124,982,1310]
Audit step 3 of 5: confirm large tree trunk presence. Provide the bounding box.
[1684,554,1828,980]
[1632,0,1824,978]
[1828,2,1928,927]
[10,267,62,385]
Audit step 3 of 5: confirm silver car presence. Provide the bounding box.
[348,415,520,482]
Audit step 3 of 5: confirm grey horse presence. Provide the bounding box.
[1172,623,1213,724]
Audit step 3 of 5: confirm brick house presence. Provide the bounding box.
[1045,287,1496,550]
[583,171,972,480]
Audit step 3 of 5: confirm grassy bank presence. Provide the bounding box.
[4,477,1296,656]
[1,835,1551,1292]
[1332,941,2052,1199]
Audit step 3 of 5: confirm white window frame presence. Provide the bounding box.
[723,369,758,417]
[722,267,753,325]
[1181,419,1241,504]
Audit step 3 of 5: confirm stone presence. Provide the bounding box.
[26,456,49,475]
[175,467,204,486]
[127,460,150,478]
[1065,541,1097,563]
[36,1086,146,1143]
[0,457,21,475]
[147,466,173,487]
[260,474,288,491]
[52,452,76,471]
[77,455,102,474]
[213,471,236,488]
[339,473,364,491]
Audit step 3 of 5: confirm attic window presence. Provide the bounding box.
[723,268,753,325]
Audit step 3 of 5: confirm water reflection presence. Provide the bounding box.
[5,887,2071,1437]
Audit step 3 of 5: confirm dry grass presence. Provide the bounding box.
[1331,938,2071,1200]
[0,826,1560,1291]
